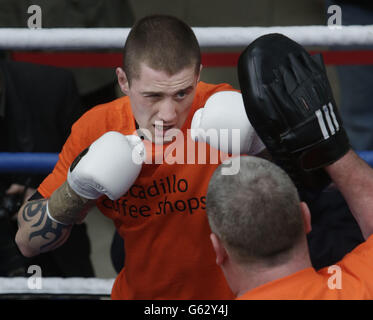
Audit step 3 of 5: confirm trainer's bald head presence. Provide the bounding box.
[206,156,304,266]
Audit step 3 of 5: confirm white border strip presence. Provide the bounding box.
[0,277,115,295]
[0,25,372,49]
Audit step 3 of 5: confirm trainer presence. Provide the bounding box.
[207,153,373,299]
[206,34,373,299]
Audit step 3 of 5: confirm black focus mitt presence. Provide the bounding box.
[237,33,350,191]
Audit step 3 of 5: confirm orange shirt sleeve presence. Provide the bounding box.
[38,119,90,197]
[196,82,240,104]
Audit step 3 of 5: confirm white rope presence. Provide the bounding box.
[0,277,115,295]
[196,25,373,47]
[0,25,372,49]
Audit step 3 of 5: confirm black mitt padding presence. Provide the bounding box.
[237,33,350,191]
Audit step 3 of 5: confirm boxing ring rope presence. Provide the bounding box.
[0,277,114,297]
[5,26,373,68]
[0,25,372,49]
[0,152,373,174]
[0,153,59,173]
[1,25,373,299]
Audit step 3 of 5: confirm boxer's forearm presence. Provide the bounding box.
[325,149,373,239]
[15,132,145,257]
[15,181,94,257]
[15,198,73,257]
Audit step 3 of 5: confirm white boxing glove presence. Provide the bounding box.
[191,91,262,154]
[67,131,145,200]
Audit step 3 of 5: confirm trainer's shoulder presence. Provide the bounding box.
[318,235,373,297]
[341,234,373,264]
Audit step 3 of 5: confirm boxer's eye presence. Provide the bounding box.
[176,92,186,99]
[144,94,162,101]
[176,89,192,100]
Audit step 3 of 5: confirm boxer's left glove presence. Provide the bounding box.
[190,91,264,155]
[47,131,145,225]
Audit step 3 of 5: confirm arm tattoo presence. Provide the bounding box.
[22,201,44,223]
[22,200,70,252]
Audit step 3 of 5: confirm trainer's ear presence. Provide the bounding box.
[300,201,312,234]
[210,233,228,266]
[116,67,129,95]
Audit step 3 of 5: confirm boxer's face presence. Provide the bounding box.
[117,62,201,143]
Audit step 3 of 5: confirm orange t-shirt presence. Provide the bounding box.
[38,81,263,300]
[237,235,373,300]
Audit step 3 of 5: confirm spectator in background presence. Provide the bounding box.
[0,0,136,275]
[0,60,94,277]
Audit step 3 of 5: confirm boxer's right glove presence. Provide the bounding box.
[67,131,145,200]
[47,131,145,225]
[237,33,350,190]
[190,91,263,155]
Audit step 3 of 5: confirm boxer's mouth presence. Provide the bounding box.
[154,124,175,136]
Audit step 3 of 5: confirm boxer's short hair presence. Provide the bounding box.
[123,15,201,85]
[206,156,304,266]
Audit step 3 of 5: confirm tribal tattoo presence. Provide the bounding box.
[21,199,70,252]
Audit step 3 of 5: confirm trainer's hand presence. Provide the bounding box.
[267,51,349,170]
[48,131,145,225]
[237,33,350,190]
[190,91,259,154]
